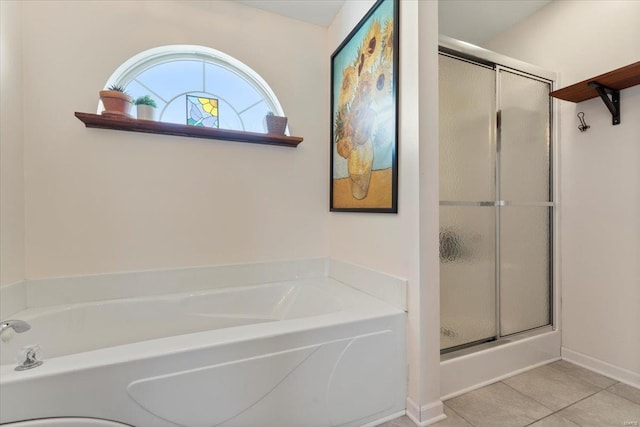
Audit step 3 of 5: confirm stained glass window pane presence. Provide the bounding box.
[186,95,219,128]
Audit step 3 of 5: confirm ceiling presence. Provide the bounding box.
[234,0,345,28]
[439,0,552,45]
[234,0,552,45]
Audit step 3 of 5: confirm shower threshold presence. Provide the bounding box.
[441,325,554,361]
[440,326,559,399]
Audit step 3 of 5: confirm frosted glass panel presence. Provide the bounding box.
[500,207,551,335]
[499,71,551,202]
[440,206,496,350]
[439,55,496,201]
[439,53,554,351]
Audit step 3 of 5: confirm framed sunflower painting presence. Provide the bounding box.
[330,0,398,213]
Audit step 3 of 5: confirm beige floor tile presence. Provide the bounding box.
[502,364,600,411]
[446,382,552,427]
[549,360,617,388]
[608,382,640,406]
[557,390,640,427]
[432,406,474,427]
[376,406,472,427]
[376,415,416,427]
[384,364,638,427]
[527,413,580,427]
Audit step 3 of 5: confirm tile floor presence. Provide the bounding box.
[378,360,640,427]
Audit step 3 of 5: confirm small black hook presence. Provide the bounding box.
[577,112,590,132]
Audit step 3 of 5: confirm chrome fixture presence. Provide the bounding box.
[16,344,43,371]
[1,319,31,336]
[0,320,43,371]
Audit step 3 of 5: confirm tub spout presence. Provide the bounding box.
[1,319,31,336]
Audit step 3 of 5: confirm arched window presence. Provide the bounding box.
[100,45,286,134]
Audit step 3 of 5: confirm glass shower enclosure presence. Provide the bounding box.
[439,51,554,353]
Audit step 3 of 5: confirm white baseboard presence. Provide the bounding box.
[406,397,446,426]
[562,347,640,388]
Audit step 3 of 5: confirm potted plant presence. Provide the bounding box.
[265,111,288,134]
[134,95,158,121]
[99,84,133,117]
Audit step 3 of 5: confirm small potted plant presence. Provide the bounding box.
[265,111,288,134]
[134,95,158,121]
[99,84,133,117]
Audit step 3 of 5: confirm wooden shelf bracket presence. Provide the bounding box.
[588,82,620,125]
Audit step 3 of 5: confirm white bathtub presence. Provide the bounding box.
[0,277,406,426]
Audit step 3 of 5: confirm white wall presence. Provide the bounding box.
[0,0,25,287]
[328,0,442,423]
[19,0,329,278]
[487,0,640,377]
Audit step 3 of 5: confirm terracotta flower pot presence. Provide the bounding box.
[100,90,134,117]
[265,115,288,134]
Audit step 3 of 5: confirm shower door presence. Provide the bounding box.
[439,53,553,352]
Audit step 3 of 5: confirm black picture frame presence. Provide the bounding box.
[330,0,399,213]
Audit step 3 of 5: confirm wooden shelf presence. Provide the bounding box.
[75,112,303,148]
[549,61,640,103]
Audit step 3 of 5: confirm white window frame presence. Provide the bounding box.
[98,45,286,132]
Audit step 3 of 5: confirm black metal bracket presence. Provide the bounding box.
[588,82,620,125]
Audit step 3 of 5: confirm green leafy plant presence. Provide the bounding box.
[107,84,127,93]
[134,95,157,108]
[266,111,287,118]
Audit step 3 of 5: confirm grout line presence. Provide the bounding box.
[605,381,621,392]
[604,384,640,407]
[523,412,580,427]
[523,390,608,427]
[500,378,601,413]
[442,364,638,427]
[499,380,558,411]
[442,402,476,427]
[548,360,616,389]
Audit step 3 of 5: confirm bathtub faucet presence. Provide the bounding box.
[0,319,31,336]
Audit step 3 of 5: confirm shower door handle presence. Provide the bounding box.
[440,201,507,206]
[439,200,554,207]
[440,201,497,207]
[498,200,555,207]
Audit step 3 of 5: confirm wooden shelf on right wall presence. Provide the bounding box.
[550,61,640,125]
[550,61,640,103]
